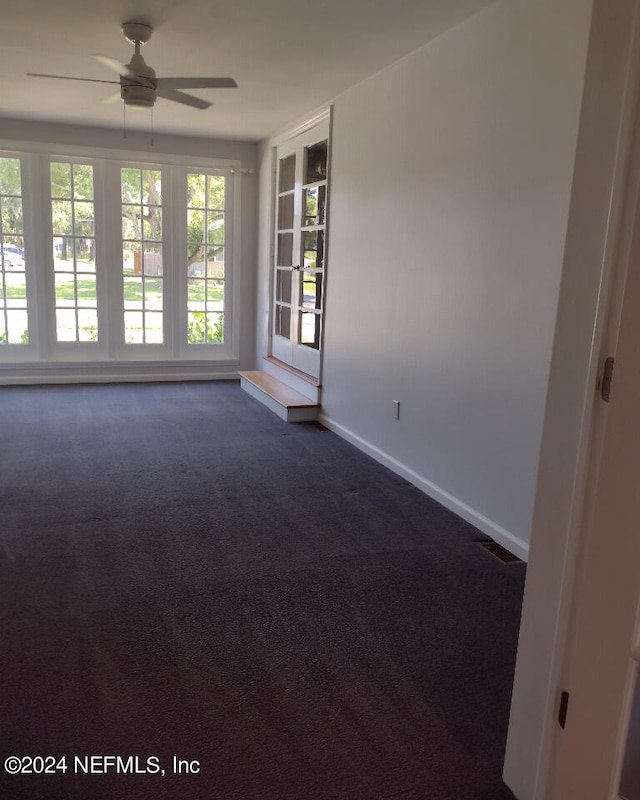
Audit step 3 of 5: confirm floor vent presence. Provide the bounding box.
[476,539,523,565]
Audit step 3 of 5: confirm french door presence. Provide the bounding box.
[271,119,329,379]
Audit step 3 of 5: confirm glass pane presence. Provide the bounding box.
[305,140,328,184]
[207,312,223,343]
[208,175,225,208]
[144,278,163,309]
[52,200,73,235]
[2,197,23,234]
[124,311,143,343]
[304,185,326,227]
[142,170,162,204]
[6,310,28,343]
[0,158,21,195]
[54,237,73,268]
[277,233,293,267]
[303,230,324,269]
[78,309,98,342]
[1,242,25,270]
[143,207,162,241]
[300,310,320,348]
[50,162,71,198]
[56,308,77,341]
[206,247,224,278]
[278,194,294,230]
[187,173,205,207]
[122,205,141,240]
[77,275,97,306]
[121,168,141,203]
[5,273,26,306]
[620,668,640,800]
[279,155,295,193]
[73,164,94,200]
[187,311,206,343]
[75,238,95,272]
[73,202,94,237]
[301,272,322,310]
[188,209,205,243]
[276,269,292,304]
[275,304,291,339]
[188,253,205,277]
[142,245,162,276]
[188,280,205,310]
[55,273,75,306]
[123,276,143,309]
[144,311,163,343]
[207,214,224,244]
[207,280,224,311]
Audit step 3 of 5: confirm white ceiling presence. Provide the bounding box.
[1,0,494,142]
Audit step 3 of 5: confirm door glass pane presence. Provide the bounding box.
[303,229,324,269]
[304,140,327,184]
[275,305,291,339]
[299,310,320,348]
[277,233,293,267]
[301,272,322,310]
[620,667,640,800]
[304,185,326,226]
[276,269,292,304]
[278,194,294,230]
[279,155,295,193]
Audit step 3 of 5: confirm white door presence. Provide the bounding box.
[549,190,640,799]
[271,119,329,379]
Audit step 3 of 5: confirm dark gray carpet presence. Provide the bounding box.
[0,381,522,800]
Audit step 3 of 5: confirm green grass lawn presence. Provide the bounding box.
[5,276,223,305]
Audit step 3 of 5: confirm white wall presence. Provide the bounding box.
[316,0,593,556]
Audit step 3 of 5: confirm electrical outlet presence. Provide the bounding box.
[393,400,400,420]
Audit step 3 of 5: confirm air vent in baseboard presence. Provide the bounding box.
[476,539,523,565]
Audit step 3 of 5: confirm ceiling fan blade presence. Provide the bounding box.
[156,77,238,90]
[103,90,122,104]
[27,72,119,85]
[156,87,211,110]
[92,55,153,87]
[92,54,134,78]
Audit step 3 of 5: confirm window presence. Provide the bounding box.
[50,162,97,342]
[187,173,225,344]
[0,156,28,345]
[121,167,163,344]
[0,145,240,373]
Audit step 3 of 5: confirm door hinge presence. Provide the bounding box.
[559,690,570,729]
[600,357,615,402]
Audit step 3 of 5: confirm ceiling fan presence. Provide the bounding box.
[27,21,238,110]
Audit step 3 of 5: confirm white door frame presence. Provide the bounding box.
[504,0,640,797]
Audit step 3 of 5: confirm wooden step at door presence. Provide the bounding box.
[238,371,320,422]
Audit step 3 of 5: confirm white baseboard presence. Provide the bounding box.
[0,363,241,385]
[319,412,530,563]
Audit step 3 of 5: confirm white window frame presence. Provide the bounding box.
[0,140,242,372]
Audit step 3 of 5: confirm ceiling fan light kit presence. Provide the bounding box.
[27,20,238,112]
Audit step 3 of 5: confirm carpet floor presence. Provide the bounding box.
[0,381,523,800]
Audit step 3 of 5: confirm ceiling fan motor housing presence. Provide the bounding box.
[121,52,157,108]
[121,81,157,107]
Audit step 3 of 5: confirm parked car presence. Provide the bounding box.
[1,244,25,268]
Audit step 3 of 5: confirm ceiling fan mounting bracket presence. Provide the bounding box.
[121,22,153,46]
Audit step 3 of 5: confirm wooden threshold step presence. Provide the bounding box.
[238,370,319,422]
